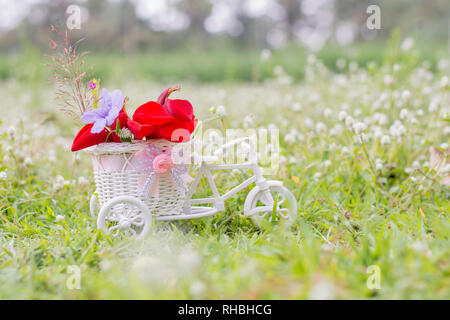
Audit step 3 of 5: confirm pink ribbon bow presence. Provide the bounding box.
[133,145,193,200]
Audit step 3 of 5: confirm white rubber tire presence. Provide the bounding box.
[244,180,297,224]
[97,196,152,239]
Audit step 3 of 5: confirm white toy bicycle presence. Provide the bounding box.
[88,138,297,238]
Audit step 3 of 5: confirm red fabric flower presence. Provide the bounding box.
[133,101,174,126]
[154,118,197,142]
[71,124,112,151]
[132,86,197,142]
[157,86,194,123]
[112,107,156,140]
[109,108,129,142]
[127,118,155,140]
[71,86,197,151]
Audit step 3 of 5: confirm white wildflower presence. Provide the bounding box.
[7,126,16,137]
[329,124,343,136]
[409,117,418,124]
[243,114,255,129]
[353,122,367,134]
[216,105,227,117]
[372,126,383,139]
[375,159,383,170]
[24,157,32,166]
[78,176,89,186]
[401,37,414,51]
[303,117,314,129]
[54,175,69,190]
[379,177,387,184]
[273,65,284,76]
[400,108,409,120]
[55,215,65,222]
[338,111,347,121]
[0,171,7,180]
[285,128,301,144]
[260,48,272,61]
[401,90,411,101]
[412,161,420,168]
[428,97,440,112]
[441,76,449,88]
[384,74,394,86]
[291,102,302,112]
[389,186,400,194]
[315,122,327,133]
[118,128,133,140]
[442,164,450,174]
[440,143,449,150]
[389,121,406,137]
[323,108,332,117]
[359,133,369,143]
[444,126,450,135]
[345,116,354,129]
[380,135,391,145]
[373,112,388,125]
[422,86,432,95]
[284,94,293,103]
[288,156,299,164]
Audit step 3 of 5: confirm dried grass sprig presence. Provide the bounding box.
[46,25,93,118]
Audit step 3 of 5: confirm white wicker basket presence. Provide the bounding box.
[87,140,186,216]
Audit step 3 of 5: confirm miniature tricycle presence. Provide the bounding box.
[88,139,297,238]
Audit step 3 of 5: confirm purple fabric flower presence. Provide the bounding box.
[81,88,124,133]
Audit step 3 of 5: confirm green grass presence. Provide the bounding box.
[1,39,448,83]
[0,41,449,299]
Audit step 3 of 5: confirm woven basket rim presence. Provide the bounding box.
[85,139,177,155]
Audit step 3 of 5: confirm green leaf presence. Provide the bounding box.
[115,119,120,135]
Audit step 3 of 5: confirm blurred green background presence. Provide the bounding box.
[0,0,449,83]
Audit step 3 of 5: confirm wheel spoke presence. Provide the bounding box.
[248,185,296,224]
[108,224,120,232]
[129,216,144,226]
[276,194,286,204]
